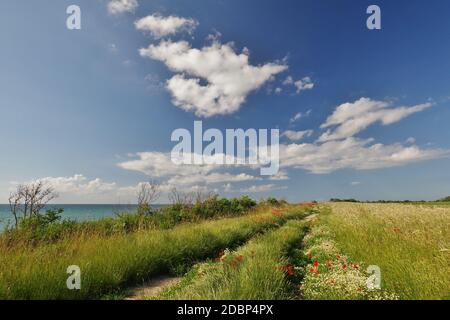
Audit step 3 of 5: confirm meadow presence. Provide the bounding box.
[0,199,448,300]
[155,202,449,301]
[0,202,308,300]
[308,203,450,300]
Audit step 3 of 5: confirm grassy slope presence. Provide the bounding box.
[0,206,307,300]
[321,203,450,300]
[159,219,309,300]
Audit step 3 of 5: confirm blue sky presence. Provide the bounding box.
[0,0,449,203]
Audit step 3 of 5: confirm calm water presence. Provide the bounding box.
[0,204,165,231]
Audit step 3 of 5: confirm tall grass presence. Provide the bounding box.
[0,206,306,300]
[1,196,258,247]
[159,218,309,300]
[320,203,450,300]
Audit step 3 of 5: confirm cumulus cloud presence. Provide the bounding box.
[37,174,117,194]
[283,76,314,93]
[135,14,198,38]
[13,175,125,203]
[269,171,289,181]
[294,77,314,93]
[118,152,259,187]
[406,137,416,144]
[289,110,311,124]
[107,0,138,15]
[239,184,287,193]
[117,151,213,177]
[319,98,433,142]
[282,130,313,141]
[167,172,259,186]
[139,40,287,117]
[283,76,294,85]
[279,137,448,174]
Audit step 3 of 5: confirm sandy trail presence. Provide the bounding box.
[125,275,181,300]
[304,214,318,222]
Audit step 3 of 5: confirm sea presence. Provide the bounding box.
[0,204,166,232]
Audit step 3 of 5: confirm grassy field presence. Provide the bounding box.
[1,200,448,300]
[0,205,308,300]
[159,218,309,300]
[310,203,450,300]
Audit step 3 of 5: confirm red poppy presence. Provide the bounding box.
[285,265,295,276]
[313,260,319,267]
[336,255,341,260]
[309,268,315,273]
[343,264,348,269]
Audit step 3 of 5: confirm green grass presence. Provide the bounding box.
[0,206,307,300]
[316,203,450,300]
[159,219,309,300]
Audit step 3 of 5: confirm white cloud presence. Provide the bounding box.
[239,184,287,193]
[37,175,117,195]
[269,171,289,181]
[282,130,313,141]
[108,43,118,53]
[283,76,314,93]
[278,98,446,174]
[319,98,433,142]
[135,14,198,38]
[117,152,213,177]
[294,77,314,93]
[139,40,287,117]
[289,112,303,123]
[406,137,416,144]
[279,137,448,174]
[13,175,124,203]
[118,152,259,188]
[283,76,294,85]
[167,172,259,186]
[107,0,138,15]
[350,181,361,186]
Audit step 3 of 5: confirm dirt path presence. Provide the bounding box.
[125,275,181,300]
[305,213,318,222]
[126,212,313,300]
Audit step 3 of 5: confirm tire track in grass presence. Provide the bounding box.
[157,218,310,300]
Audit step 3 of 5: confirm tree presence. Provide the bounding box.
[8,181,57,228]
[137,181,161,216]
